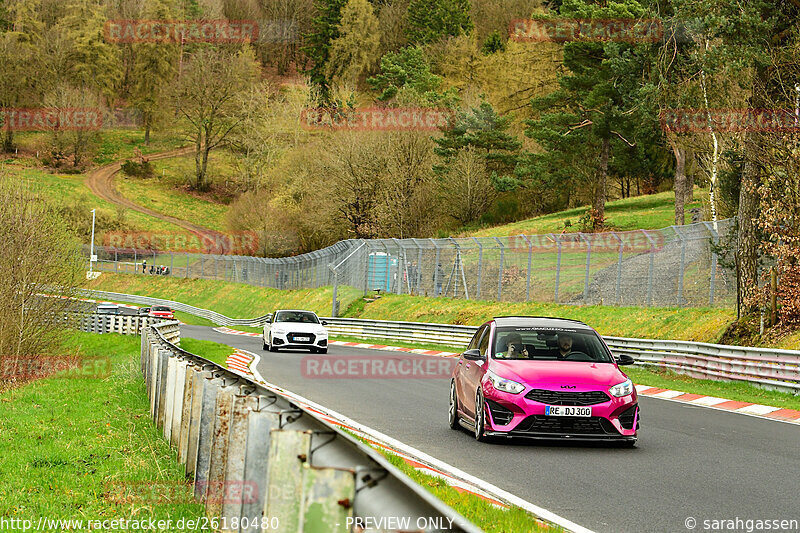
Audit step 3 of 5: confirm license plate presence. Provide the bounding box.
[294,336,310,342]
[545,406,591,417]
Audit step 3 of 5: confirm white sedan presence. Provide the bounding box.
[263,309,329,353]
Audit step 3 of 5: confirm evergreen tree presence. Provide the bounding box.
[326,0,381,86]
[131,0,178,144]
[523,0,654,228]
[368,46,458,106]
[406,0,473,45]
[303,0,348,104]
[433,101,521,185]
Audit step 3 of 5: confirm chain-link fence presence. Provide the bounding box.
[87,218,737,313]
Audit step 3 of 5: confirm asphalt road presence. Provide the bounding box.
[182,325,800,533]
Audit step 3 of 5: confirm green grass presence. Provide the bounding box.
[467,190,705,238]
[0,332,205,526]
[92,130,186,165]
[87,274,363,322]
[352,294,734,343]
[0,160,185,234]
[377,448,557,533]
[178,338,233,367]
[116,152,234,232]
[626,365,800,411]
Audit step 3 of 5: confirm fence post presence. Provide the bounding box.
[471,237,483,300]
[551,233,562,303]
[672,225,686,307]
[642,230,656,307]
[114,247,118,273]
[170,252,174,276]
[493,237,504,300]
[703,222,719,305]
[331,267,339,317]
[613,232,623,305]
[392,238,404,295]
[521,235,532,301]
[185,252,189,278]
[430,239,441,297]
[581,233,591,303]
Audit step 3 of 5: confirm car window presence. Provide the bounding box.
[468,325,486,351]
[275,311,319,324]
[491,326,613,362]
[478,326,491,356]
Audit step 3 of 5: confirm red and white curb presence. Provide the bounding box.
[225,349,255,377]
[240,348,593,533]
[214,326,260,337]
[635,385,800,424]
[209,327,800,426]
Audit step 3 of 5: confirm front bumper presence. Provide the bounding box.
[483,386,639,440]
[271,331,328,349]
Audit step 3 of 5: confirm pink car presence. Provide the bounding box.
[449,317,639,446]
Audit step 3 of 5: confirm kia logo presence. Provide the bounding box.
[560,385,576,389]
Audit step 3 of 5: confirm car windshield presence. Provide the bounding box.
[274,311,319,324]
[152,306,171,312]
[492,326,614,363]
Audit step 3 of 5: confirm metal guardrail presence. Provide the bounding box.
[84,289,800,393]
[142,320,481,533]
[70,313,160,336]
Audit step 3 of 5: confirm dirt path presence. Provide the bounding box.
[84,147,227,248]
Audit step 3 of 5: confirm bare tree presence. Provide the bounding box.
[172,47,258,191]
[439,147,495,225]
[0,177,84,385]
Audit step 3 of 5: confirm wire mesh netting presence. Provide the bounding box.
[87,218,737,312]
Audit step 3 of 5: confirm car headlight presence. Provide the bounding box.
[609,378,633,398]
[487,371,525,395]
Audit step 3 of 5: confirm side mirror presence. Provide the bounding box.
[616,354,635,366]
[463,349,485,361]
[321,320,328,326]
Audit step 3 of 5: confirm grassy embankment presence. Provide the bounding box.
[0,333,206,526]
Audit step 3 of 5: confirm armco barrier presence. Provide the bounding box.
[142,320,482,533]
[83,289,800,393]
[71,313,160,336]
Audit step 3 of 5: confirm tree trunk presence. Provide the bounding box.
[685,172,695,203]
[737,67,767,315]
[593,136,609,228]
[144,119,151,145]
[669,135,686,225]
[194,132,203,190]
[3,128,14,153]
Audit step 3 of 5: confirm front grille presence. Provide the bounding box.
[288,332,316,344]
[525,389,610,406]
[514,415,616,435]
[618,405,638,430]
[486,400,514,426]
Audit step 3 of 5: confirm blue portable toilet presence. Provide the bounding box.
[367,252,397,291]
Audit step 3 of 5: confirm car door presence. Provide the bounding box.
[461,324,492,421]
[455,325,485,413]
[264,311,276,341]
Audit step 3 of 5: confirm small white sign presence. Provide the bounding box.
[91,254,98,261]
